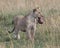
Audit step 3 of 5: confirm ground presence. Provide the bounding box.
[0,0,60,48]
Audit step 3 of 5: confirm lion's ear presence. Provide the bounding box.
[33,9,37,13]
[33,7,40,13]
[36,7,40,9]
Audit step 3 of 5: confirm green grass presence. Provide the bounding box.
[0,0,60,48]
[0,10,60,48]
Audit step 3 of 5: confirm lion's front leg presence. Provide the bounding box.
[26,24,34,41]
[26,28,32,40]
[31,23,36,41]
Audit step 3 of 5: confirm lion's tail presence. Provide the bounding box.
[8,27,15,33]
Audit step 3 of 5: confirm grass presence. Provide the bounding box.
[0,0,60,48]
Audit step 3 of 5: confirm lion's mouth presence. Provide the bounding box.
[38,17,43,24]
[38,21,43,24]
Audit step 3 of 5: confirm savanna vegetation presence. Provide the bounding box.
[0,0,60,48]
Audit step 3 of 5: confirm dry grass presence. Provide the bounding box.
[0,0,60,48]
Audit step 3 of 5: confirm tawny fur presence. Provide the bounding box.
[8,7,44,41]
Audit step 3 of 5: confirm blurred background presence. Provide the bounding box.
[0,0,60,48]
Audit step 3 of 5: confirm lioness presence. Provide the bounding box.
[8,7,44,41]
